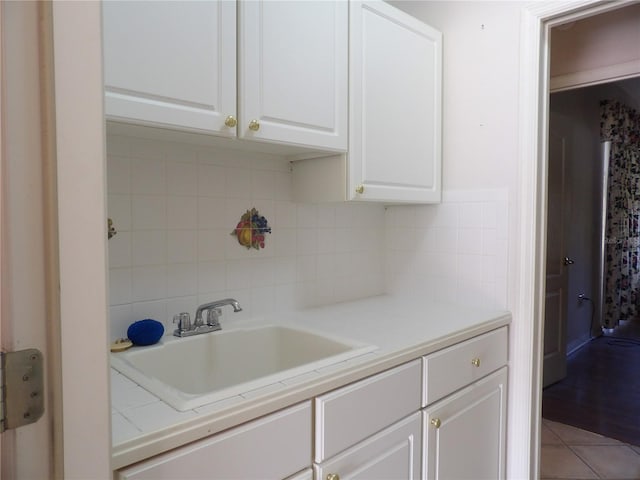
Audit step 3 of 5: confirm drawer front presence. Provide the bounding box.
[118,402,312,480]
[423,327,507,406]
[315,359,422,462]
[315,412,422,480]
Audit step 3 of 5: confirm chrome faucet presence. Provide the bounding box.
[173,298,242,337]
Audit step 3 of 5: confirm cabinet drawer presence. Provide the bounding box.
[314,359,421,462]
[117,402,311,480]
[314,412,422,480]
[423,327,507,406]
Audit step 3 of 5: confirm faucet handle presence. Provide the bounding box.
[173,312,191,332]
[206,308,222,327]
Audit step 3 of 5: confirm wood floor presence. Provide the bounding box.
[542,321,640,447]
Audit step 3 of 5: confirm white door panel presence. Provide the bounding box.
[543,113,571,387]
[103,0,236,134]
[240,0,348,150]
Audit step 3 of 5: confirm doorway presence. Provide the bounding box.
[518,2,640,477]
[542,77,640,445]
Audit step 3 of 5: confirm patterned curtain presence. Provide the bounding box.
[601,99,640,328]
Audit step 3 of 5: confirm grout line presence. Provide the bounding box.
[566,445,603,479]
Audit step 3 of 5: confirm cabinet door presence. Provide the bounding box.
[423,368,507,480]
[315,359,422,462]
[117,402,312,480]
[315,413,422,480]
[239,1,348,151]
[103,0,236,135]
[349,1,442,203]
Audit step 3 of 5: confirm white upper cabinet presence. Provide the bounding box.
[292,1,442,204]
[102,1,348,153]
[349,0,442,202]
[102,1,236,135]
[239,1,348,151]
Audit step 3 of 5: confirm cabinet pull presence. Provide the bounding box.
[224,115,237,128]
[355,185,365,194]
[430,418,441,429]
[471,358,481,367]
[248,119,260,131]
[326,474,340,480]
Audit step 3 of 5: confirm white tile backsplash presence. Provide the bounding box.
[131,230,166,266]
[167,230,197,264]
[167,196,198,230]
[107,134,508,341]
[384,188,509,310]
[132,195,166,230]
[167,161,197,196]
[131,157,166,195]
[107,135,387,340]
[132,265,167,302]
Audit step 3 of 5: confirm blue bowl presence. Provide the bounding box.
[127,319,164,346]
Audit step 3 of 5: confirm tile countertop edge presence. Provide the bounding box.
[111,312,511,470]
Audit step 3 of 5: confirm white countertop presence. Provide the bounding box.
[111,294,510,470]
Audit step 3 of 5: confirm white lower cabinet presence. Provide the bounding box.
[115,327,509,480]
[423,367,508,480]
[117,402,311,480]
[286,468,314,480]
[314,360,422,462]
[314,413,422,480]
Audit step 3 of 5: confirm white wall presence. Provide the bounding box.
[390,1,527,476]
[392,1,522,192]
[106,134,386,341]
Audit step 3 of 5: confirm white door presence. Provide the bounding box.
[1,2,110,478]
[239,0,348,151]
[102,0,237,135]
[314,413,422,480]
[543,113,572,388]
[348,0,442,203]
[423,368,507,480]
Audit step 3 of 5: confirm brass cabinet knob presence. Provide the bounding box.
[326,475,340,480]
[431,418,441,429]
[472,358,481,367]
[248,119,260,131]
[355,185,365,194]
[224,115,237,128]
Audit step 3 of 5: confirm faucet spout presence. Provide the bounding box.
[194,298,242,326]
[173,298,242,337]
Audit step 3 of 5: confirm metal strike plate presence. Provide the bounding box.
[0,349,44,432]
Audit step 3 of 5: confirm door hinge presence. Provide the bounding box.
[0,349,44,433]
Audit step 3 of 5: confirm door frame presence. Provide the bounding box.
[1,2,111,478]
[517,1,637,478]
[51,2,111,477]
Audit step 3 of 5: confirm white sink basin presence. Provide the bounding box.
[111,325,376,411]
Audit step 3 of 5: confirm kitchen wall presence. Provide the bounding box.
[107,132,510,341]
[389,1,526,476]
[106,134,386,341]
[385,189,508,310]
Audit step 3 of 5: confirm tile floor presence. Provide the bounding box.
[541,418,640,479]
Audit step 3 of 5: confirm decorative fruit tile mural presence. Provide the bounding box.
[231,207,272,250]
